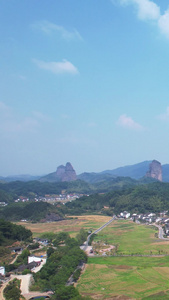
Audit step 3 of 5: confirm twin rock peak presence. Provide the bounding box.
[56,160,162,182]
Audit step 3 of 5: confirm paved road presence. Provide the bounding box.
[81,215,117,252]
[154,224,169,240]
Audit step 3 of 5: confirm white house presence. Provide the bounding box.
[120,211,130,219]
[28,255,41,264]
[0,266,5,276]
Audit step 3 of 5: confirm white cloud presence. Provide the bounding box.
[158,106,169,121]
[113,0,169,39]
[33,59,79,75]
[32,21,83,41]
[117,114,143,130]
[119,0,160,20]
[158,9,169,39]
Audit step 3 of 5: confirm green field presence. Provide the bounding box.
[77,256,169,299]
[93,220,169,255]
[77,220,169,299]
[17,217,169,299]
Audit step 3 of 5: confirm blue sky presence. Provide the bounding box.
[1,0,169,176]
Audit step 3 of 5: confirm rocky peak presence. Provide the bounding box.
[56,162,77,182]
[145,160,162,182]
[56,165,65,177]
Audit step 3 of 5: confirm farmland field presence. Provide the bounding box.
[77,220,169,299]
[77,256,169,299]
[17,217,169,299]
[93,220,169,255]
[16,215,112,238]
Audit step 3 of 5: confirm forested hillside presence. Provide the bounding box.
[0,177,151,204]
[0,202,64,222]
[1,178,169,221]
[0,219,32,245]
[66,182,169,215]
[32,232,90,300]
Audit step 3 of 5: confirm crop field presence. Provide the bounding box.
[93,220,169,255]
[76,220,169,299]
[77,256,169,299]
[17,217,169,299]
[16,215,112,238]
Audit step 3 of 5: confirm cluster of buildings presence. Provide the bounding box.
[119,210,169,236]
[0,202,8,207]
[14,193,81,205]
[35,193,81,204]
[0,253,44,283]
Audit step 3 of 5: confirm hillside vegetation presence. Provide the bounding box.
[0,176,153,203]
[0,202,64,222]
[1,180,169,221]
[66,182,169,215]
[0,219,32,246]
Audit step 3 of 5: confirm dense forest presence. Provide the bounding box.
[0,202,64,222]
[1,180,169,221]
[0,219,32,246]
[0,176,154,203]
[0,180,93,202]
[65,182,169,215]
[31,232,90,300]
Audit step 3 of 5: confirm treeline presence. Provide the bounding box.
[2,179,169,220]
[0,219,32,246]
[0,202,64,222]
[32,232,90,300]
[0,177,144,204]
[0,180,93,202]
[2,182,169,221]
[66,182,169,215]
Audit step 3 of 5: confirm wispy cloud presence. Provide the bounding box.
[158,106,169,121]
[31,21,83,41]
[158,9,169,39]
[32,111,51,122]
[112,0,169,40]
[33,59,79,75]
[118,0,160,20]
[0,102,49,135]
[117,114,144,131]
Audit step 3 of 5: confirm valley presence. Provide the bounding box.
[11,217,169,299]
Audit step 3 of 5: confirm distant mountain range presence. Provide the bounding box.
[1,160,169,183]
[0,174,41,182]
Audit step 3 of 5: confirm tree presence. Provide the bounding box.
[52,285,81,300]
[76,228,88,246]
[4,279,21,300]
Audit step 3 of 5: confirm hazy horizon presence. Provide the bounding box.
[1,159,168,177]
